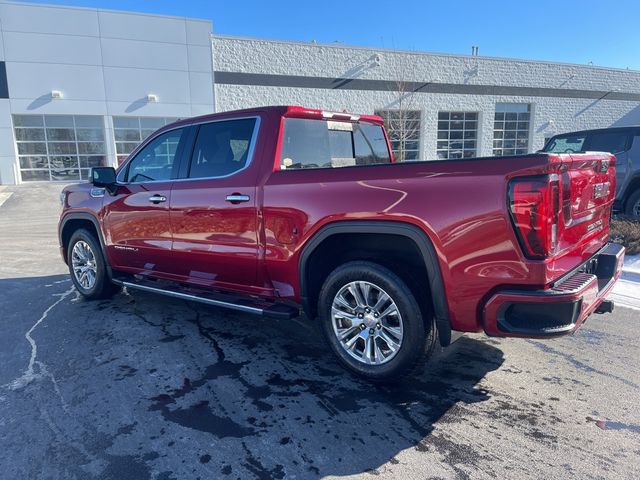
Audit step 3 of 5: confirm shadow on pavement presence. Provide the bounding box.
[0,275,505,479]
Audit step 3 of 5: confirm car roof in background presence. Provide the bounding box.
[551,126,640,138]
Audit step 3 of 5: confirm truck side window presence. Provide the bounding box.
[188,118,257,179]
[280,118,391,170]
[126,128,185,183]
[587,132,630,154]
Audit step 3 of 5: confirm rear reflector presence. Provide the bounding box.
[508,174,560,259]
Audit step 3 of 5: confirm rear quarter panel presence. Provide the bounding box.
[262,155,564,332]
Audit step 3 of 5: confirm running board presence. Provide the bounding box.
[112,278,299,320]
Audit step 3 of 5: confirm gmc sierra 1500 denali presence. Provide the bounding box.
[58,106,625,381]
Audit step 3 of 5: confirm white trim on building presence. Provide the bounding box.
[0,0,213,184]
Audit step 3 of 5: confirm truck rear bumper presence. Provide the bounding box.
[483,243,625,338]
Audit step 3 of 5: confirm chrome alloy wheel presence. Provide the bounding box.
[71,240,97,290]
[331,281,404,365]
[633,198,640,218]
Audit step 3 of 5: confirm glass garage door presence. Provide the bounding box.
[14,115,106,182]
[113,116,177,166]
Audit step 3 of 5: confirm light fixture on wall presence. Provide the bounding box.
[147,93,158,103]
[50,90,63,99]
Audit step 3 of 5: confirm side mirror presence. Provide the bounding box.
[91,166,117,194]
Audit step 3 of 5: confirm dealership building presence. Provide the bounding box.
[1,1,640,184]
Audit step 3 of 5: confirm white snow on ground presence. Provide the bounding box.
[0,186,13,208]
[608,254,640,311]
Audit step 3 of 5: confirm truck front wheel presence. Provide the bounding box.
[625,188,640,218]
[318,261,436,382]
[67,229,120,300]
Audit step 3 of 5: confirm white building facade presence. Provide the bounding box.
[0,1,213,184]
[1,1,640,184]
[212,36,640,162]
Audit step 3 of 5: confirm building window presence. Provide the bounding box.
[375,110,421,161]
[13,115,105,182]
[493,104,530,156]
[436,112,478,159]
[113,116,178,166]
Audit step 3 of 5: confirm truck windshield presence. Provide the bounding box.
[543,134,586,153]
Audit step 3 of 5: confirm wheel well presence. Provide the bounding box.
[60,218,100,263]
[302,233,434,321]
[623,177,640,210]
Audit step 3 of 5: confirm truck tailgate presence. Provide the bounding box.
[556,152,616,257]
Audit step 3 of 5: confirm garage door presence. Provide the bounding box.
[13,114,106,182]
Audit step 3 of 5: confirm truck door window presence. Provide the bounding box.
[586,132,630,154]
[280,118,391,170]
[188,118,257,179]
[125,127,186,183]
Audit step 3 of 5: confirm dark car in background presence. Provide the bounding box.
[542,126,640,217]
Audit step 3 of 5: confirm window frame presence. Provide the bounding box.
[542,129,635,155]
[492,103,531,157]
[436,111,479,160]
[276,118,392,171]
[374,109,421,162]
[113,116,179,167]
[182,116,261,181]
[583,131,632,155]
[118,126,190,184]
[13,114,106,182]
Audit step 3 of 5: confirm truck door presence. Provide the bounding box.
[168,117,263,293]
[103,126,191,276]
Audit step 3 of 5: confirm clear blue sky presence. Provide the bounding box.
[15,0,640,71]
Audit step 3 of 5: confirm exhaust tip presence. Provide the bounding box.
[595,300,614,314]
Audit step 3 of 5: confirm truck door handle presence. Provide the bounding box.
[148,194,167,204]
[225,194,250,204]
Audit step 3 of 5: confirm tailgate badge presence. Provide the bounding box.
[593,182,610,199]
[599,159,610,172]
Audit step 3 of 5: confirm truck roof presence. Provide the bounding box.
[165,105,384,131]
[550,125,640,137]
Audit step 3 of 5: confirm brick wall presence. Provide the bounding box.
[212,36,640,158]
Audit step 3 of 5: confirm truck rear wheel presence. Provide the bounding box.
[318,261,436,382]
[67,228,120,300]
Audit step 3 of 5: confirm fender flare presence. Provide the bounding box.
[298,220,452,346]
[59,212,112,278]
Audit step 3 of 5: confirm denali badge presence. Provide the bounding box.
[114,245,138,252]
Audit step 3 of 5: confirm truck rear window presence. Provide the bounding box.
[280,118,391,170]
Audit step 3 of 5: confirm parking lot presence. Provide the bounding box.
[0,184,639,480]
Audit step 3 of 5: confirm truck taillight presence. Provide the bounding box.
[508,175,560,259]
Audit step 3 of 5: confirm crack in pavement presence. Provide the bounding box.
[3,285,75,406]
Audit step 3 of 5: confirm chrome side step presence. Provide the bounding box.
[112,278,299,320]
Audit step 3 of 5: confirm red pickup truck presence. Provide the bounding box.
[59,106,625,381]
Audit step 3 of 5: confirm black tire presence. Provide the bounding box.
[624,188,640,218]
[318,261,437,382]
[67,228,120,300]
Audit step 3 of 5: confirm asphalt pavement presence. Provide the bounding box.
[0,184,639,480]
